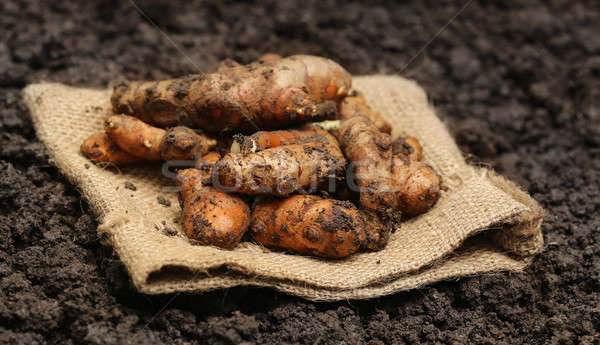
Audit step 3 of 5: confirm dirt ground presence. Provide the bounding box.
[1,0,599,344]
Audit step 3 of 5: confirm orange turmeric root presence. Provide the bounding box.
[230,124,336,154]
[214,139,346,196]
[391,158,441,217]
[104,115,164,160]
[177,152,250,249]
[391,137,441,217]
[331,113,400,252]
[335,115,397,216]
[335,101,441,219]
[103,115,216,161]
[338,91,392,134]
[111,55,351,132]
[250,195,365,258]
[80,132,142,166]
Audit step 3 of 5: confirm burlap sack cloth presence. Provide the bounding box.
[23,76,544,301]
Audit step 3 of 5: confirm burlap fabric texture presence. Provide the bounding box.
[23,76,544,301]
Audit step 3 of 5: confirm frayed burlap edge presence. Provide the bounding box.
[23,75,544,301]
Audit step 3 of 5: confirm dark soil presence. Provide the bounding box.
[1,0,599,344]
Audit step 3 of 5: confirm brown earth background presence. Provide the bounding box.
[1,0,599,344]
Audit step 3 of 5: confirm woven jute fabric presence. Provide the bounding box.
[23,76,544,301]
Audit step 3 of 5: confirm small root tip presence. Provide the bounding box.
[313,120,341,131]
[143,139,153,148]
[230,140,241,153]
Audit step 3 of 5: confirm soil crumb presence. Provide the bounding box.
[124,181,137,191]
[157,196,171,207]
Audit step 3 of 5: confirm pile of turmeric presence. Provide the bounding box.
[80,54,442,258]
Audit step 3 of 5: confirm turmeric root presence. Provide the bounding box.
[111,55,351,132]
[391,159,441,217]
[335,115,397,216]
[80,132,142,166]
[391,137,441,217]
[214,140,346,196]
[327,115,396,248]
[334,101,440,218]
[250,195,365,258]
[104,115,164,160]
[104,115,216,161]
[338,91,392,134]
[230,124,336,154]
[178,152,250,249]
